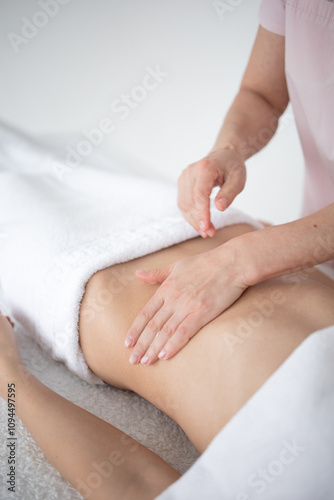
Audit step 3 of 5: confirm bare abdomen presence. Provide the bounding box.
[79,225,334,452]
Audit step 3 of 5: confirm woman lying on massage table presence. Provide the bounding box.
[1,221,334,500]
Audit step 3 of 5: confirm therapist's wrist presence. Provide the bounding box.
[221,230,267,288]
[228,225,306,288]
[210,233,253,290]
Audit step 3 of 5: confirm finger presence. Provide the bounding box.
[129,306,173,365]
[177,168,201,232]
[178,166,195,213]
[193,162,219,234]
[139,312,184,365]
[124,294,164,352]
[215,165,246,211]
[193,171,213,230]
[178,166,217,237]
[178,163,215,237]
[158,313,206,360]
[203,220,216,238]
[183,208,209,238]
[135,264,172,284]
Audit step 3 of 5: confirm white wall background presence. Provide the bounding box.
[0,0,304,224]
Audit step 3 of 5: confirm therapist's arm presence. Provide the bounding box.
[125,203,334,366]
[239,203,334,286]
[178,25,290,237]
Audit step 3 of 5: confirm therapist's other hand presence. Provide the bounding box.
[124,244,248,366]
[178,148,246,238]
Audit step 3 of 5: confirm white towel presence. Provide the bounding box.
[0,123,262,384]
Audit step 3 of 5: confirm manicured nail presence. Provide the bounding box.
[129,352,140,364]
[158,350,167,360]
[124,336,133,348]
[207,228,215,237]
[141,354,150,365]
[218,198,228,210]
[199,231,207,238]
[199,220,205,230]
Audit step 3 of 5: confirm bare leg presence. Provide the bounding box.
[0,315,180,500]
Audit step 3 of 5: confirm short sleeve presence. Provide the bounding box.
[258,0,286,36]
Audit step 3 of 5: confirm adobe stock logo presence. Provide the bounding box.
[7,0,71,54]
[236,439,307,500]
[213,0,245,21]
[52,64,169,180]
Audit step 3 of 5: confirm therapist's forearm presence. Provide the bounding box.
[231,203,334,286]
[209,88,285,161]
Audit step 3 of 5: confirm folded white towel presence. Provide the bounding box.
[0,123,262,384]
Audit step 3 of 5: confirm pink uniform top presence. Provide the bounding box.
[258,0,334,279]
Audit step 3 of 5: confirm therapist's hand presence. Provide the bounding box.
[178,148,246,238]
[124,242,248,366]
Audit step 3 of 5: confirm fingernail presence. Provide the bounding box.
[207,228,215,237]
[199,220,205,230]
[124,336,133,348]
[136,269,147,274]
[158,350,167,360]
[199,231,207,238]
[129,352,140,364]
[218,198,228,210]
[141,354,150,365]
